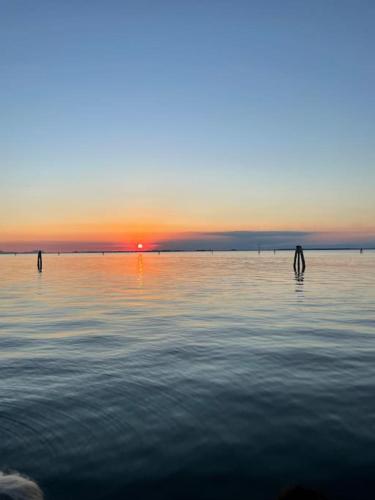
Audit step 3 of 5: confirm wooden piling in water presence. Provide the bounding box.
[37,250,43,272]
[293,245,306,273]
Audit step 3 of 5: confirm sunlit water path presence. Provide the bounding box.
[1,251,375,499]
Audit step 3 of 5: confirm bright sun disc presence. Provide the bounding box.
[137,243,143,250]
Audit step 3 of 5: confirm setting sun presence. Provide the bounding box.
[137,243,143,250]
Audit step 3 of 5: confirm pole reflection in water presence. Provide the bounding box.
[294,271,305,294]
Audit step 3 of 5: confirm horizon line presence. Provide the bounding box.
[1,247,373,255]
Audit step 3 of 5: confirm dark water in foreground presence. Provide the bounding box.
[1,251,375,500]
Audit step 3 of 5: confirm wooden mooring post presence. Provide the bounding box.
[37,250,43,272]
[293,245,306,273]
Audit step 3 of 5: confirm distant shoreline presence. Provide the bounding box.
[0,248,373,255]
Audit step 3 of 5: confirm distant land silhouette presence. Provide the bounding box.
[0,247,373,255]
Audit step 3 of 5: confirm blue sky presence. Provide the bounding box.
[1,0,374,250]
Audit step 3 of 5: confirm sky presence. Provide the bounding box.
[1,0,375,251]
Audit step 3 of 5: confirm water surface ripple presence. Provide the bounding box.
[1,251,375,499]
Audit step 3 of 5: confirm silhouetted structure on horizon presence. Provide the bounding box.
[37,250,42,272]
[293,245,306,273]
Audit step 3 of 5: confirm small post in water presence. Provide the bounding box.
[37,250,43,272]
[293,245,306,273]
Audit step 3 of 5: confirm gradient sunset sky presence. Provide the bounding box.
[1,0,374,251]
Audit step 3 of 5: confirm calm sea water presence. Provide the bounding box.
[1,251,374,500]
